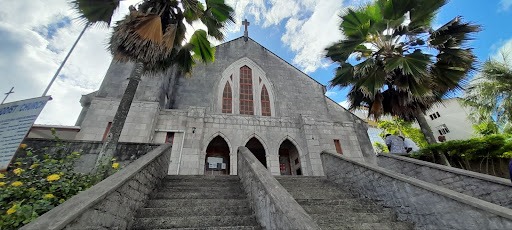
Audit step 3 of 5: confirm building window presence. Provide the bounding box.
[437,124,450,135]
[261,85,271,116]
[102,122,112,142]
[239,66,254,115]
[334,139,343,154]
[222,81,232,113]
[165,132,175,144]
[429,112,441,120]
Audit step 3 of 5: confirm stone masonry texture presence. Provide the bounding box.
[17,139,159,173]
[322,152,512,230]
[377,154,512,209]
[238,146,320,230]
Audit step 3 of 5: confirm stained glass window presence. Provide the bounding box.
[222,81,232,113]
[239,66,254,115]
[261,85,271,116]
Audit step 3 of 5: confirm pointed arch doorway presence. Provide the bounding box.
[245,137,267,168]
[205,136,230,175]
[279,139,302,175]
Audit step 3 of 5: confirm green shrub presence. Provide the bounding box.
[414,134,512,160]
[0,133,119,229]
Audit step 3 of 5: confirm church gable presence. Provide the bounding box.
[172,37,331,119]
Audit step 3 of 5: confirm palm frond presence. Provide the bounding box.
[70,0,120,26]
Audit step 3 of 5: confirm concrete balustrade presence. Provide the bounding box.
[237,146,320,230]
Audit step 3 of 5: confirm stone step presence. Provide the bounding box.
[150,190,246,199]
[155,185,244,194]
[287,189,356,200]
[311,212,397,224]
[302,203,390,214]
[132,215,258,229]
[164,175,239,182]
[319,221,413,230]
[296,198,378,206]
[161,180,241,188]
[136,205,252,218]
[145,199,249,209]
[143,226,261,230]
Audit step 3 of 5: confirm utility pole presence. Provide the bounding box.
[1,87,14,104]
[42,23,89,96]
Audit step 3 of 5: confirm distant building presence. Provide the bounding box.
[350,98,474,151]
[424,98,474,142]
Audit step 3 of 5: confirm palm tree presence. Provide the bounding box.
[464,50,512,132]
[325,0,480,165]
[70,0,234,166]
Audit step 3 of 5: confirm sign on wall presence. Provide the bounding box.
[0,96,51,171]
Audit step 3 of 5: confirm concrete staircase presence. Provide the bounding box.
[276,176,414,230]
[132,175,261,230]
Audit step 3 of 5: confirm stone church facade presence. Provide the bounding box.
[74,37,375,176]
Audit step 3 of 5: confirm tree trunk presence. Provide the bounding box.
[414,108,451,167]
[95,62,144,168]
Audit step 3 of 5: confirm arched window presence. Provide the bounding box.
[222,81,232,113]
[261,85,271,116]
[239,66,254,115]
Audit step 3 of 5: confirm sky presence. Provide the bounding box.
[0,0,511,126]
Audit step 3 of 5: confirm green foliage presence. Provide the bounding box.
[377,118,428,148]
[0,133,119,228]
[325,0,480,122]
[473,120,499,136]
[414,134,512,160]
[464,49,512,130]
[374,142,389,153]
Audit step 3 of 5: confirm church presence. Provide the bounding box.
[73,35,375,176]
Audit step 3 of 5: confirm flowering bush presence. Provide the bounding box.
[0,132,120,229]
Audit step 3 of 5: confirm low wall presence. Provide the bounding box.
[17,139,159,173]
[21,144,172,230]
[321,151,512,230]
[377,154,512,209]
[237,147,320,230]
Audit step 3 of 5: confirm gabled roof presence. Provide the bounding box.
[216,36,326,88]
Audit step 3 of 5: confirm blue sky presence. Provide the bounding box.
[0,0,511,125]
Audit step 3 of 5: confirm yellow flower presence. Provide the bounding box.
[20,144,27,149]
[59,199,65,204]
[30,164,39,169]
[0,182,5,187]
[112,162,120,169]
[6,205,16,215]
[28,187,36,192]
[13,168,24,175]
[43,194,55,199]
[46,174,61,182]
[11,181,23,187]
[59,172,64,176]
[0,173,5,179]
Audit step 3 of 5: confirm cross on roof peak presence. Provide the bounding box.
[242,19,250,42]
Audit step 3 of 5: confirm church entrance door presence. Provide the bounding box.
[278,140,302,175]
[245,137,267,168]
[205,136,230,175]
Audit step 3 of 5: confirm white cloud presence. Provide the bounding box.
[0,0,137,125]
[491,38,512,63]
[338,100,350,109]
[325,90,338,97]
[500,0,512,11]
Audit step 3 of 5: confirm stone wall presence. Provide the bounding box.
[21,144,172,230]
[237,147,319,230]
[377,154,512,209]
[154,107,368,176]
[18,139,159,173]
[322,151,512,230]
